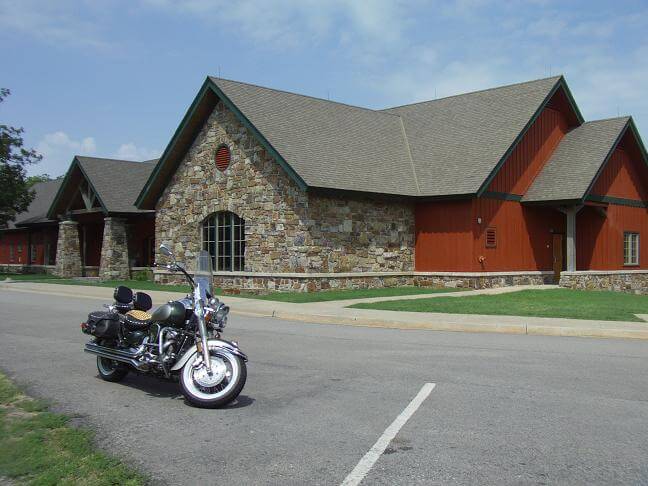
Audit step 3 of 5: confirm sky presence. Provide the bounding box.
[1,0,647,177]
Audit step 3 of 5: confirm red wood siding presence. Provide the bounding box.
[487,88,576,195]
[415,201,474,271]
[471,198,564,271]
[0,227,57,265]
[0,231,29,264]
[577,204,648,270]
[591,134,648,201]
[414,198,564,272]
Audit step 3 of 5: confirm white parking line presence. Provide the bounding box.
[340,382,436,486]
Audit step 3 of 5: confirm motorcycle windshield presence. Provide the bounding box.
[194,250,213,301]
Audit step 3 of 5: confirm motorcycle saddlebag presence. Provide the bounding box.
[87,311,120,338]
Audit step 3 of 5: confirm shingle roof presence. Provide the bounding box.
[382,76,563,196]
[210,77,419,196]
[523,117,630,203]
[75,157,158,213]
[137,75,580,206]
[8,179,62,228]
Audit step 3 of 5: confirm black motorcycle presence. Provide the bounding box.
[82,245,247,408]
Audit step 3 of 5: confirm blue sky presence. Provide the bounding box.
[2,0,647,177]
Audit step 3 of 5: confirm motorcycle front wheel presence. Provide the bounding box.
[180,349,247,408]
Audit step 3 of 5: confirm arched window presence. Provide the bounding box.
[202,212,245,271]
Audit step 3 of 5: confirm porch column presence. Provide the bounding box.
[99,217,130,280]
[564,206,583,272]
[54,220,82,277]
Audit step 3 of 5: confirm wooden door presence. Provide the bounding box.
[552,233,563,282]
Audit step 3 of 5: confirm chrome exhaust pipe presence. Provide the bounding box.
[84,342,148,371]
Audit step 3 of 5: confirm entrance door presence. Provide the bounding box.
[552,233,563,282]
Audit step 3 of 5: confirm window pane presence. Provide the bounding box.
[202,211,244,272]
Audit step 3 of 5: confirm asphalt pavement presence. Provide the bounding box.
[1,289,647,485]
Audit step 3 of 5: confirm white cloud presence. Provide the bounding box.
[115,143,159,161]
[141,0,413,50]
[34,131,97,175]
[0,0,110,48]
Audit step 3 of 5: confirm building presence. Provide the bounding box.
[1,156,157,279]
[135,75,647,293]
[0,179,61,271]
[2,74,646,293]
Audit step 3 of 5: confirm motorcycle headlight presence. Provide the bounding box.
[215,305,229,322]
[209,297,220,307]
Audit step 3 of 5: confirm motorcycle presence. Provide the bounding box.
[82,244,247,408]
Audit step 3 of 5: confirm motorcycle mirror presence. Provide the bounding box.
[159,244,173,258]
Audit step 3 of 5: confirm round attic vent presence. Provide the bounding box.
[215,145,231,172]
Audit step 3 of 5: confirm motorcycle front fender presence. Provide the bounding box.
[170,339,248,372]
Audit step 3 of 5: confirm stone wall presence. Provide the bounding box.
[0,264,55,275]
[560,270,648,295]
[155,100,414,281]
[155,270,553,293]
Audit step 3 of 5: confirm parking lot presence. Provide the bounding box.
[1,289,648,485]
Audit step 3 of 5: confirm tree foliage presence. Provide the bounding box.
[26,173,53,188]
[0,88,42,227]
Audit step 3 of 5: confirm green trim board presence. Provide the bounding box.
[135,80,213,209]
[579,119,630,204]
[135,77,308,210]
[46,157,109,219]
[476,76,585,198]
[580,117,648,205]
[586,195,647,209]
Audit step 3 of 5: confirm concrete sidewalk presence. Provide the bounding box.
[2,280,647,340]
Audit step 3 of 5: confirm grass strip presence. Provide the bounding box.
[0,372,145,485]
[349,289,648,322]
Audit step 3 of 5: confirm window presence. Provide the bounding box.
[202,212,245,271]
[215,145,231,172]
[30,244,37,264]
[9,244,14,262]
[624,232,639,266]
[485,227,497,248]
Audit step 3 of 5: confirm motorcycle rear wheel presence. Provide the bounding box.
[96,356,128,382]
[180,349,247,408]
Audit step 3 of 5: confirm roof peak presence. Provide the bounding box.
[209,76,401,118]
[581,116,631,125]
[383,75,563,111]
[75,155,158,165]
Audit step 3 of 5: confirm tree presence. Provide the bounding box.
[26,173,52,188]
[0,88,42,228]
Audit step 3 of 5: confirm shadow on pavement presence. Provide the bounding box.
[99,373,255,409]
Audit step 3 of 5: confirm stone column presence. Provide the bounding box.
[99,217,130,280]
[54,220,82,277]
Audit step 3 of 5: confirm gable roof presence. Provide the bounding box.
[382,76,582,197]
[137,75,581,207]
[7,179,62,229]
[523,117,634,204]
[48,156,157,218]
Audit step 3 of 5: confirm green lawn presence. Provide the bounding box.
[249,286,464,303]
[1,274,463,302]
[349,289,648,322]
[0,372,144,485]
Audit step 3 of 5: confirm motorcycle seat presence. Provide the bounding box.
[123,310,153,331]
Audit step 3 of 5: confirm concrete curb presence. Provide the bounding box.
[2,281,647,340]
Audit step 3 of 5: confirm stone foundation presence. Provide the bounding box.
[155,270,553,293]
[99,217,130,280]
[560,270,648,295]
[54,220,82,278]
[0,264,56,275]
